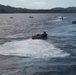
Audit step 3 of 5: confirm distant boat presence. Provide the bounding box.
[29,16,33,18]
[72,21,76,24]
[58,16,63,20]
[10,17,13,19]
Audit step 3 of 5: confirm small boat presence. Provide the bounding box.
[29,16,33,18]
[72,21,76,24]
[10,17,13,19]
[32,32,47,40]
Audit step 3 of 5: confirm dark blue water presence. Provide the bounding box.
[0,13,76,75]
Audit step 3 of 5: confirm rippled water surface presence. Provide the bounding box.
[0,13,76,75]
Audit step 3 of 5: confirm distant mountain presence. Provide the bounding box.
[66,7,76,13]
[0,4,76,13]
[51,7,76,13]
[0,4,29,13]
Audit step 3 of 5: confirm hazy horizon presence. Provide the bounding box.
[0,0,76,9]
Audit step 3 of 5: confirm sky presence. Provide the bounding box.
[0,0,76,9]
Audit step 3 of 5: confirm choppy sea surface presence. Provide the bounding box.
[0,13,76,75]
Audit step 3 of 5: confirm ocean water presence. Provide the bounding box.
[0,13,76,75]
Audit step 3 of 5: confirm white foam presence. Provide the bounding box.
[58,16,66,19]
[0,39,70,58]
[54,19,62,22]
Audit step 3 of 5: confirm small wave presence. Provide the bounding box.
[0,39,70,58]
